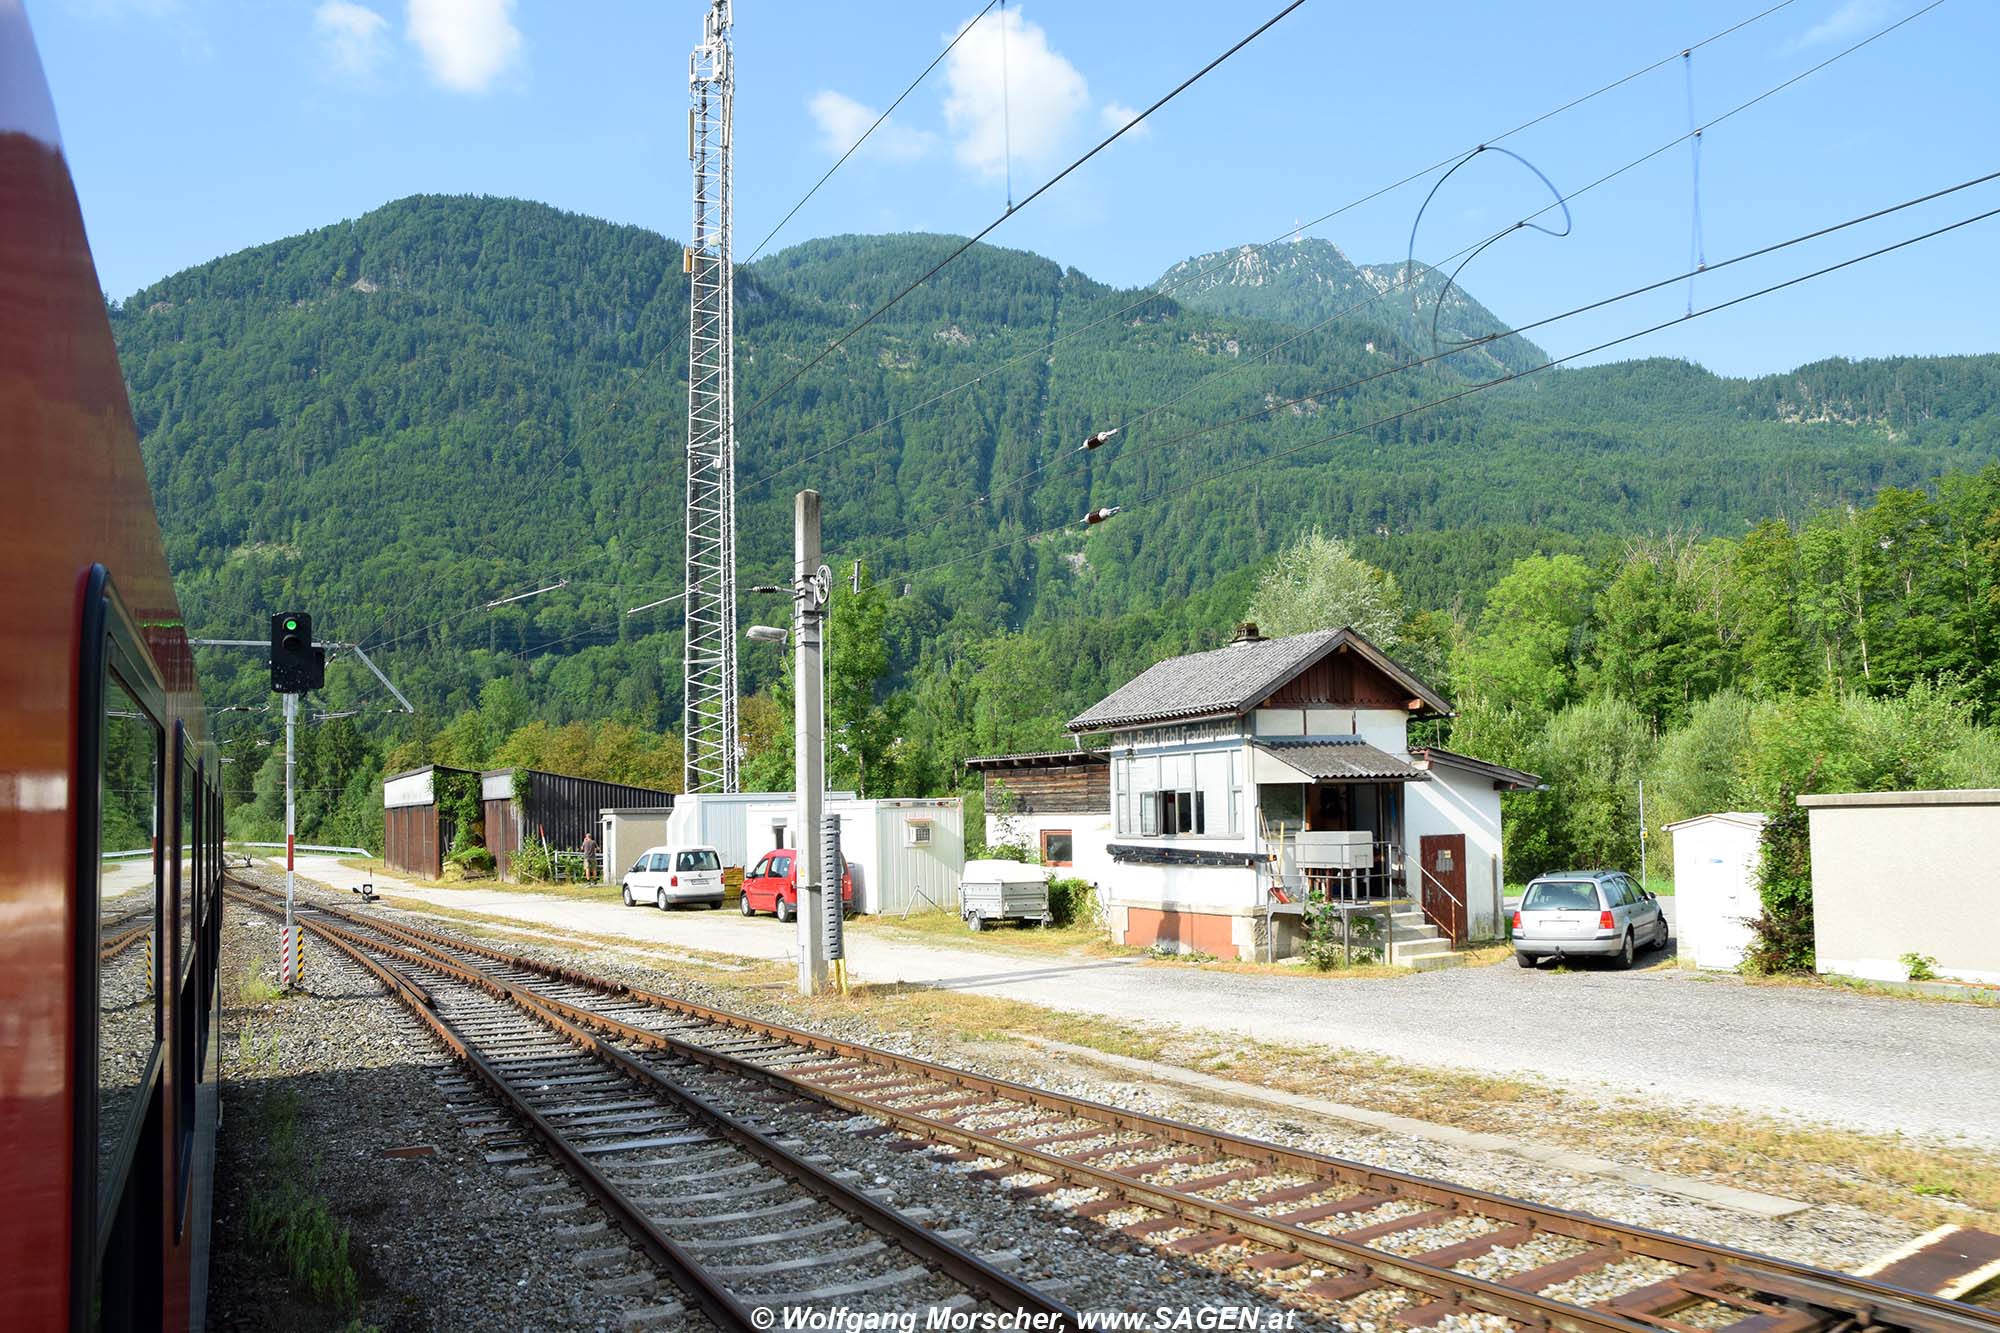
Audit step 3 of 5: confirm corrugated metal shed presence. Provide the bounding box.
[483,768,675,879]
[381,764,477,880]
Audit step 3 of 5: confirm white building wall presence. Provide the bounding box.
[1404,763,1504,939]
[985,810,1116,890]
[599,810,672,886]
[383,770,434,809]
[747,797,963,915]
[1805,791,2000,985]
[1668,815,1764,970]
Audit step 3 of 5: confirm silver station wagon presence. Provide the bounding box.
[1512,870,1668,970]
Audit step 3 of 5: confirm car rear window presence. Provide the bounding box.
[677,850,721,872]
[1523,880,1601,911]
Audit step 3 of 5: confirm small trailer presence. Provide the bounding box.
[958,858,1053,930]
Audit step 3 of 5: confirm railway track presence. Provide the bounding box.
[234,879,2000,1333]
[225,881,1075,1330]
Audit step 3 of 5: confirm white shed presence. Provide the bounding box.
[745,796,964,915]
[597,806,675,885]
[1666,812,1767,970]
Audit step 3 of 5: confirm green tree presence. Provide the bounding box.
[1505,695,1655,880]
[1454,554,1598,716]
[1245,529,1406,645]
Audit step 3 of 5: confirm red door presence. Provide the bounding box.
[1418,834,1468,945]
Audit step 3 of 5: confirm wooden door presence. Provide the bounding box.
[1418,833,1467,945]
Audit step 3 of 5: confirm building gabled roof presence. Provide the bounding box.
[963,750,1108,771]
[1252,738,1428,784]
[1067,626,1450,733]
[1406,746,1544,791]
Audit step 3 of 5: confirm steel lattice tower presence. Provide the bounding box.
[683,0,739,793]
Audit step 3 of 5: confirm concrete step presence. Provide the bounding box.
[1391,938,1455,964]
[1408,950,1470,973]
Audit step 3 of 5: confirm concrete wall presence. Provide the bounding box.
[1669,814,1765,970]
[1404,762,1504,939]
[600,809,672,887]
[1802,790,2000,985]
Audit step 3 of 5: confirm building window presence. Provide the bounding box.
[1040,829,1073,866]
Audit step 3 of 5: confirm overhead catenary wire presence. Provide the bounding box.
[742,0,1001,265]
[355,0,1812,660]
[851,8,1954,565]
[876,192,2000,587]
[736,0,1804,500]
[738,0,1311,449]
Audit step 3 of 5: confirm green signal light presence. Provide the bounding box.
[284,618,298,631]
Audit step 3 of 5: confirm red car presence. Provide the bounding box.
[741,848,854,921]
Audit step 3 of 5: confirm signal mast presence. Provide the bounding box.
[683,0,740,793]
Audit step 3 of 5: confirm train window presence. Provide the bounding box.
[178,752,195,982]
[97,669,162,1212]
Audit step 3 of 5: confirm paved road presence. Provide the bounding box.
[291,856,2000,1148]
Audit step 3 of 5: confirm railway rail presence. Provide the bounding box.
[225,880,1075,1330]
[232,878,2000,1333]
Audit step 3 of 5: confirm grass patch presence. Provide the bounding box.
[335,857,617,902]
[242,1089,364,1315]
[233,960,284,1007]
[855,909,1132,959]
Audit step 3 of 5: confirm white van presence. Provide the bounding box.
[621,844,726,910]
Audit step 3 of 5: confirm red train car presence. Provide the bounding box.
[1,8,224,1330]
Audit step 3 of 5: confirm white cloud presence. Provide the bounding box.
[314,1,390,79]
[406,0,521,92]
[1099,100,1150,138]
[1797,0,1897,48]
[941,6,1090,178]
[806,90,937,161]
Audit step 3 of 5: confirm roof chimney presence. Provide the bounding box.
[1231,622,1263,644]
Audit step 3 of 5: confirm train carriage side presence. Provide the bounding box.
[2,8,224,1331]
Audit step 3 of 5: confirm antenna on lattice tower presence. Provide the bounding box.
[683,0,739,793]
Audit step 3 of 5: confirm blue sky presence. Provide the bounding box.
[28,0,2000,377]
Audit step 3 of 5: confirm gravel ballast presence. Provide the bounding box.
[211,870,1961,1331]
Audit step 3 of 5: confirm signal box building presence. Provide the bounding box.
[975,625,1538,960]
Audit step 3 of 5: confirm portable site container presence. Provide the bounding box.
[661,791,851,873]
[958,858,1054,930]
[745,797,965,915]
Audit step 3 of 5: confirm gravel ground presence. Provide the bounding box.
[291,854,2000,1148]
[334,888,1937,1273]
[221,872,1957,1332]
[209,883,695,1332]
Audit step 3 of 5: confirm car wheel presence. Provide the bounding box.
[967,911,983,932]
[1614,931,1635,970]
[656,887,668,911]
[1515,951,1536,969]
[739,894,754,916]
[621,883,633,907]
[776,897,793,923]
[1656,918,1671,951]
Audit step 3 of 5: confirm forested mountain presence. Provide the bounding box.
[1155,237,1545,376]
[110,193,2000,844]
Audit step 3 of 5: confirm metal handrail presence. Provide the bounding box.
[1414,856,1467,943]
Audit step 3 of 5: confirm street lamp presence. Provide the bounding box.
[747,625,788,646]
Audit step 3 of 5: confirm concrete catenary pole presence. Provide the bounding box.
[794,489,830,994]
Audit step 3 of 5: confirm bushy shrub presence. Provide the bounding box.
[1742,789,1814,974]
[1046,876,1099,928]
[512,840,555,883]
[444,847,495,878]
